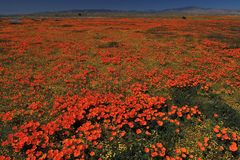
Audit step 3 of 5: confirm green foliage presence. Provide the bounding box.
[99,41,119,48]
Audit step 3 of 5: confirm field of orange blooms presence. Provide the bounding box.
[0,17,240,160]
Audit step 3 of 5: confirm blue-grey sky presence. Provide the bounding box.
[0,0,240,14]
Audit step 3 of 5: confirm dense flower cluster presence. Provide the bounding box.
[0,17,239,159]
[0,86,202,159]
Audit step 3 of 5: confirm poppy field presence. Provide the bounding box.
[0,17,240,159]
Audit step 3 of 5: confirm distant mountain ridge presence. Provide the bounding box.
[37,7,240,14]
[159,6,240,15]
[1,7,240,17]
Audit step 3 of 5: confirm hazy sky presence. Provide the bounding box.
[0,0,240,14]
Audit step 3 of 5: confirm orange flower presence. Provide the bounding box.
[120,131,126,137]
[232,132,237,141]
[197,142,205,151]
[175,149,181,154]
[229,142,238,152]
[182,153,187,158]
[175,128,180,133]
[151,144,156,149]
[111,131,117,136]
[218,146,224,151]
[74,150,80,157]
[216,133,222,138]
[159,151,165,157]
[145,130,151,135]
[136,129,142,134]
[109,137,114,141]
[186,114,191,120]
[221,128,227,134]
[157,121,163,126]
[203,137,209,147]
[222,134,229,140]
[181,148,187,153]
[156,143,163,148]
[128,122,134,128]
[97,145,103,149]
[144,148,150,153]
[151,152,158,157]
[213,126,220,133]
[90,151,95,156]
[203,137,209,143]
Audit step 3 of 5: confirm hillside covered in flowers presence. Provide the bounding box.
[0,17,240,159]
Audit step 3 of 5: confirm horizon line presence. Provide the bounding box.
[1,6,240,15]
